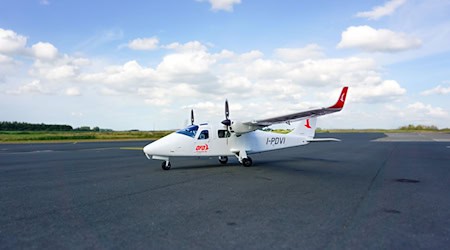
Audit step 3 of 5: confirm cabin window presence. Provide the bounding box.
[176,125,199,138]
[198,130,209,140]
[218,130,230,138]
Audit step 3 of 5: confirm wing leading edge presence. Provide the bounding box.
[247,87,348,127]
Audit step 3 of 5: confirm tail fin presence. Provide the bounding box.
[290,117,317,138]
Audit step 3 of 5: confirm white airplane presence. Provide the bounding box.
[143,87,348,170]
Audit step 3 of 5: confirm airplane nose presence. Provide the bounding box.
[143,142,158,155]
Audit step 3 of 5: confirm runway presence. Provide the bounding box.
[1,133,449,249]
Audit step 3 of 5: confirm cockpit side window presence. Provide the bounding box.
[176,125,199,138]
[198,130,209,140]
[218,130,230,138]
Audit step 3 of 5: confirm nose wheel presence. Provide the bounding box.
[161,161,171,170]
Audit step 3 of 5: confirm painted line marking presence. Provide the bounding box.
[120,147,143,150]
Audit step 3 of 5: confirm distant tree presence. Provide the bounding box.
[399,124,439,131]
[75,126,91,131]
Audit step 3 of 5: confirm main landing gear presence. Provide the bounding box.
[218,156,228,164]
[241,157,252,167]
[219,155,252,167]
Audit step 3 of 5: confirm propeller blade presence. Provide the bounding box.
[221,99,232,127]
[191,109,194,125]
[225,99,229,120]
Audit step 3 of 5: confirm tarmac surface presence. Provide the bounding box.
[1,133,449,249]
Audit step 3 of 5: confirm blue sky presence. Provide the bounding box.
[1,0,449,130]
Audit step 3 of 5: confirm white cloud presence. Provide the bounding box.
[31,60,77,80]
[350,80,406,103]
[421,85,450,95]
[65,87,81,96]
[274,44,325,61]
[80,60,157,85]
[0,28,27,54]
[139,83,200,104]
[0,54,14,64]
[8,80,49,95]
[408,102,448,118]
[128,37,159,50]
[356,0,406,20]
[156,49,215,77]
[163,41,208,52]
[198,0,241,12]
[337,25,421,52]
[31,42,58,60]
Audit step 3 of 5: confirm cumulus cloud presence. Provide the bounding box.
[163,41,208,52]
[31,59,77,80]
[80,60,157,85]
[8,80,49,95]
[274,44,325,61]
[0,28,27,54]
[127,37,159,50]
[65,87,81,96]
[356,0,406,20]
[350,80,406,103]
[31,42,58,60]
[421,84,450,95]
[0,54,14,64]
[337,25,421,52]
[197,0,241,12]
[408,102,448,118]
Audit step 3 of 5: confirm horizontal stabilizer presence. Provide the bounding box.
[307,138,341,142]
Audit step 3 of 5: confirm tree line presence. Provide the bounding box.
[0,121,73,131]
[0,121,110,131]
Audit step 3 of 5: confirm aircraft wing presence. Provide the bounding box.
[245,87,348,127]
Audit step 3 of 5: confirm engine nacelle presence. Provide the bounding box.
[229,121,258,134]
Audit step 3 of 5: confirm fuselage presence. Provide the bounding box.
[143,123,309,158]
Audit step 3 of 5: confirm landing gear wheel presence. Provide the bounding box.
[218,156,228,165]
[242,157,252,167]
[161,161,171,170]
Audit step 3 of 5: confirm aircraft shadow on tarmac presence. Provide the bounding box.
[169,156,342,172]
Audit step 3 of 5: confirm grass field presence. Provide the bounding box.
[0,131,172,143]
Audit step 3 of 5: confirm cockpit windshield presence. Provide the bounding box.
[176,125,199,138]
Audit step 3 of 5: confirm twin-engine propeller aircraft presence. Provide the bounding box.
[143,87,348,170]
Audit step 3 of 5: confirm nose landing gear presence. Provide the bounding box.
[161,161,171,170]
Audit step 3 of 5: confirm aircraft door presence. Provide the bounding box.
[194,129,210,154]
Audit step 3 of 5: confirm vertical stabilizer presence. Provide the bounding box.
[290,117,317,138]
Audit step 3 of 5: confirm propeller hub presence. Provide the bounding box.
[221,119,231,126]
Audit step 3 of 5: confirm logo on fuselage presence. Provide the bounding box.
[195,144,209,151]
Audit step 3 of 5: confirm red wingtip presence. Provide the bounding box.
[329,86,348,109]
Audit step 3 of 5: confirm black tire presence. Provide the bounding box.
[219,156,228,164]
[161,161,171,170]
[242,157,252,167]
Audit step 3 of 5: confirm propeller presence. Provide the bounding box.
[190,109,195,125]
[221,99,231,127]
